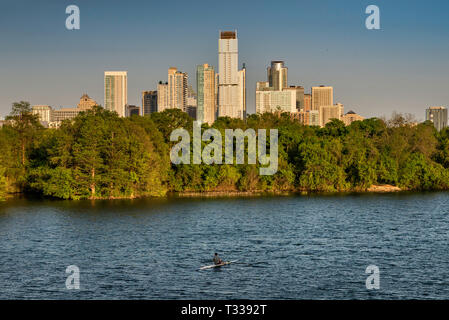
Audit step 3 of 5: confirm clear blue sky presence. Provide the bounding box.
[1,0,448,120]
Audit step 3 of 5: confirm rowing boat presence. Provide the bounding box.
[199,260,238,270]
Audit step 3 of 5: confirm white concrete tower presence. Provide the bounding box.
[218,30,242,119]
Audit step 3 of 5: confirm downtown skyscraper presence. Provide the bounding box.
[197,64,216,125]
[255,60,296,114]
[267,61,288,91]
[104,71,128,117]
[311,86,333,111]
[218,31,245,119]
[156,67,188,113]
[168,67,188,112]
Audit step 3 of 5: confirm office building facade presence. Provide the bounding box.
[256,89,296,114]
[142,91,158,115]
[312,86,333,111]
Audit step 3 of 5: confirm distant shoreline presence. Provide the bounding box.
[176,185,403,198]
[1,184,405,202]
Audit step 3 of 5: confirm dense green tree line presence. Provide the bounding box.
[1,101,449,200]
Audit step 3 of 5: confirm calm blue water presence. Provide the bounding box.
[1,192,449,299]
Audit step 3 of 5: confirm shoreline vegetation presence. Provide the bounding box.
[1,102,449,201]
[178,184,403,198]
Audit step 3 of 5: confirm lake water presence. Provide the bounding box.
[1,192,449,299]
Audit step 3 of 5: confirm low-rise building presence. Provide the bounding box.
[52,107,81,123]
[32,94,98,127]
[341,110,364,126]
[77,94,98,110]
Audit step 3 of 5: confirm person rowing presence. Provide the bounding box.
[199,255,238,270]
[213,253,223,265]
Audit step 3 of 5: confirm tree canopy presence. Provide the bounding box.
[1,102,449,200]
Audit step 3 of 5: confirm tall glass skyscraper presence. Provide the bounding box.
[197,64,216,125]
[104,71,127,117]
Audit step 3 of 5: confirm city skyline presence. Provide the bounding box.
[1,0,449,120]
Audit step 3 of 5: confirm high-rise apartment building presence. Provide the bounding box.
[218,30,244,119]
[312,86,333,111]
[157,81,169,112]
[267,61,288,91]
[168,67,188,111]
[142,91,158,115]
[197,64,216,125]
[426,106,448,131]
[104,71,127,117]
